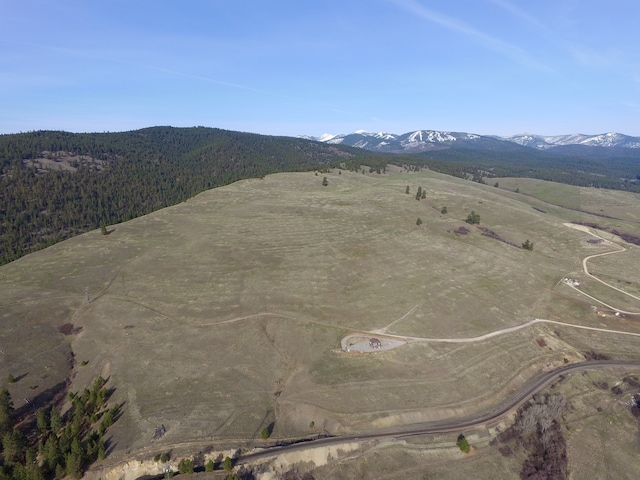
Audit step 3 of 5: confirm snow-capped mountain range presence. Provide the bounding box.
[504,132,640,149]
[304,130,640,154]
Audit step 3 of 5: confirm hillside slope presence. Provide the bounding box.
[0,127,379,264]
[2,170,640,478]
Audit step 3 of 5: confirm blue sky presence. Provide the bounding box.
[1,0,639,137]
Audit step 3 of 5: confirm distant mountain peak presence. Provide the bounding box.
[318,133,338,142]
[305,129,640,153]
[505,132,640,149]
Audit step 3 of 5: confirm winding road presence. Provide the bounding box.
[236,360,640,465]
[343,223,640,353]
[132,222,640,477]
[565,222,640,313]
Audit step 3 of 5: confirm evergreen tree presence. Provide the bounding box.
[65,450,84,480]
[55,463,66,479]
[97,440,106,461]
[36,408,49,435]
[49,406,62,433]
[178,458,194,474]
[522,239,534,251]
[0,389,13,435]
[457,434,471,453]
[465,211,481,225]
[25,461,45,480]
[43,435,62,473]
[2,429,27,464]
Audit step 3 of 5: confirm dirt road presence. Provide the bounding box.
[237,360,640,465]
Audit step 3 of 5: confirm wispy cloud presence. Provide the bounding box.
[568,44,626,69]
[485,0,545,30]
[485,0,639,82]
[388,0,554,72]
[0,38,303,101]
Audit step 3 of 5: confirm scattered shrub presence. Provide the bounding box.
[457,434,471,453]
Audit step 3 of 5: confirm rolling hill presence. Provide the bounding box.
[0,127,387,265]
[2,169,640,478]
[3,126,640,267]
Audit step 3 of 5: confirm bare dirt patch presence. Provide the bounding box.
[341,334,407,353]
[23,151,107,173]
[58,322,82,335]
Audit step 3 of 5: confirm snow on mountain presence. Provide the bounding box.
[312,129,490,153]
[318,133,340,142]
[505,132,640,149]
[307,129,640,153]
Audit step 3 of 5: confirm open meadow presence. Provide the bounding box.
[2,170,640,478]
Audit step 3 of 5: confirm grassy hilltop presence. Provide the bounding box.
[2,169,640,478]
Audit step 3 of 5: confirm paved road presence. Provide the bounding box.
[237,360,640,465]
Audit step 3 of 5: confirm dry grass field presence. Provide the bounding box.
[2,170,640,478]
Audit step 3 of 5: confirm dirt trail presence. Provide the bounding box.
[341,318,640,353]
[563,222,640,313]
[343,223,640,353]
[371,304,418,334]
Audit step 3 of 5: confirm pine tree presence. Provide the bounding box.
[522,239,534,251]
[66,450,84,480]
[2,429,27,464]
[0,389,13,435]
[456,434,471,453]
[36,407,49,434]
[43,435,62,473]
[49,406,62,433]
[178,458,194,474]
[465,211,480,225]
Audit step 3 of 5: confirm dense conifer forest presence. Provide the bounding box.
[0,127,380,264]
[422,148,640,192]
[2,126,639,265]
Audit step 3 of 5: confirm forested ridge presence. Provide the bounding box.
[421,147,640,191]
[0,126,374,265]
[2,125,639,266]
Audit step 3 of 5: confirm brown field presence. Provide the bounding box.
[2,170,640,478]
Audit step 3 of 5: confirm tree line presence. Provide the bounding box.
[3,126,636,266]
[420,147,640,192]
[0,127,380,265]
[0,376,120,479]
